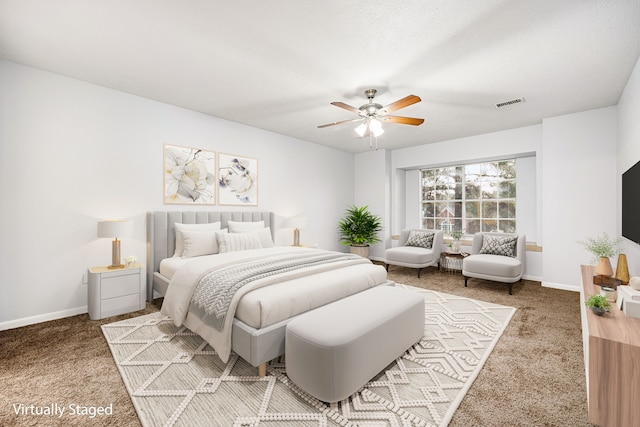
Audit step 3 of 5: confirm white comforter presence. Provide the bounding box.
[161,246,381,362]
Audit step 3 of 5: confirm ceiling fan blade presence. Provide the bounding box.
[380,95,421,114]
[382,115,425,126]
[330,101,361,115]
[317,117,363,128]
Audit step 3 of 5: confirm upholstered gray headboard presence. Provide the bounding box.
[146,211,274,300]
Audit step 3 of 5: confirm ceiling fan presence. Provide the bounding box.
[318,89,424,147]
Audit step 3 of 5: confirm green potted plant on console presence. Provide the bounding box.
[338,205,382,258]
[584,294,611,316]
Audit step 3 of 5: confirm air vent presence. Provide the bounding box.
[494,97,526,109]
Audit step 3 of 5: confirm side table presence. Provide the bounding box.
[88,263,146,320]
[440,252,469,273]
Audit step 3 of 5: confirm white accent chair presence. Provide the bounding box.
[384,229,443,278]
[462,232,526,295]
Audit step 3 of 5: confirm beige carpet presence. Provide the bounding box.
[0,267,591,427]
[101,285,515,427]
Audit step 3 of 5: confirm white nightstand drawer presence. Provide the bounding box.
[101,273,139,299]
[101,294,141,318]
[88,264,145,320]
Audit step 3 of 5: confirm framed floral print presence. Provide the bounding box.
[163,144,216,205]
[217,153,258,206]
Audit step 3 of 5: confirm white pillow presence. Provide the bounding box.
[227,220,264,233]
[174,222,221,257]
[231,227,274,248]
[181,230,218,258]
[216,231,262,253]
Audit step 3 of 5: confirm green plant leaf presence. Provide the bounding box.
[337,205,383,246]
[584,294,611,311]
[577,232,622,264]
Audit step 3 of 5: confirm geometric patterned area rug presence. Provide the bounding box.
[102,285,515,427]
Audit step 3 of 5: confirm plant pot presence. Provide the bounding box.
[590,307,607,316]
[595,256,613,277]
[452,240,460,253]
[350,245,370,258]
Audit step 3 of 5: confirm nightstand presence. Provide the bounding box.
[88,263,146,320]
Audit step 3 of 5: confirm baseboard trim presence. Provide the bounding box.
[0,306,87,331]
[542,281,580,292]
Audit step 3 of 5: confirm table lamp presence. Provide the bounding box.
[286,216,308,246]
[97,220,133,269]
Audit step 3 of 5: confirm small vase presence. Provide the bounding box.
[595,257,613,277]
[615,254,630,285]
[600,286,617,302]
[590,307,607,316]
[452,240,460,253]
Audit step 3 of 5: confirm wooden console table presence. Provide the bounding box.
[580,265,640,427]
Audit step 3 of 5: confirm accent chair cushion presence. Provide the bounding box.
[405,230,434,248]
[478,235,518,257]
[463,254,522,278]
[385,246,434,265]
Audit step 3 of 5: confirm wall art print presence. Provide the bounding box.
[217,153,258,206]
[163,144,216,205]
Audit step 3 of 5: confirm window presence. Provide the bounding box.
[421,160,516,235]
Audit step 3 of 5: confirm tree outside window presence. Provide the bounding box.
[421,160,516,235]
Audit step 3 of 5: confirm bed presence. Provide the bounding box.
[146,211,390,375]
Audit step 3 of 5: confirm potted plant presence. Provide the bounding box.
[338,205,382,258]
[578,232,622,276]
[448,229,465,252]
[584,294,611,316]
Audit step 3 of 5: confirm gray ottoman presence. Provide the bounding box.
[285,286,425,403]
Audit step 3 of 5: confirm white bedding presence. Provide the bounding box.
[159,257,188,279]
[160,246,387,362]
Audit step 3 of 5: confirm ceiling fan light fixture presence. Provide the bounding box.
[355,122,367,137]
[369,118,384,137]
[319,89,423,148]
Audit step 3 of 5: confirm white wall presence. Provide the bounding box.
[617,55,640,277]
[541,107,618,290]
[354,149,390,260]
[0,60,355,329]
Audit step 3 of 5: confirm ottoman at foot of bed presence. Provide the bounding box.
[285,286,424,403]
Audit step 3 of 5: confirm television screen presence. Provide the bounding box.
[622,159,640,245]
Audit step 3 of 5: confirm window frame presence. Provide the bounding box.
[420,159,517,236]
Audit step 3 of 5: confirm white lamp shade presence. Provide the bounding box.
[369,119,384,137]
[355,122,367,137]
[97,220,133,239]
[285,216,308,229]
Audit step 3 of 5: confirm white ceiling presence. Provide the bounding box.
[1,0,639,153]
